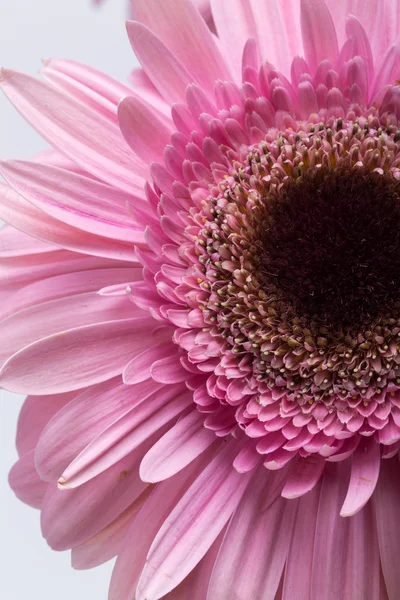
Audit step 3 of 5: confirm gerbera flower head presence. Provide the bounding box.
[3,0,400,598]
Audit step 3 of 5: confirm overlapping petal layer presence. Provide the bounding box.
[4,0,400,598]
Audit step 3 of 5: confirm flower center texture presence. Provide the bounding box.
[172,116,400,461]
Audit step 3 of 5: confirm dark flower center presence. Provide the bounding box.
[259,165,400,331]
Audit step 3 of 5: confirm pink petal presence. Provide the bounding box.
[282,485,321,599]
[41,445,151,551]
[42,58,171,123]
[140,409,216,482]
[373,458,400,598]
[151,353,191,383]
[16,392,77,457]
[310,462,351,598]
[136,440,251,600]
[0,182,137,261]
[340,437,381,517]
[109,450,217,600]
[35,377,162,481]
[341,502,381,600]
[0,160,145,244]
[300,0,339,73]
[0,292,140,367]
[208,0,257,80]
[281,455,325,499]
[59,386,190,488]
[118,95,172,163]
[207,468,297,599]
[71,490,151,570]
[130,0,231,95]
[126,22,195,105]
[0,317,153,394]
[9,450,49,509]
[123,340,174,385]
[1,267,139,319]
[0,69,148,194]
[0,224,56,257]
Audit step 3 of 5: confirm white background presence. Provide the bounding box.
[0,1,139,598]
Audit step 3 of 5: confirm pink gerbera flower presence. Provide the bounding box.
[3,0,400,597]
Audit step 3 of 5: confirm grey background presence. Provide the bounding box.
[0,1,140,597]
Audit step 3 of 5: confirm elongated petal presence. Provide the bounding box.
[374,458,400,599]
[126,22,195,105]
[1,267,139,319]
[118,95,173,163]
[71,490,151,570]
[130,0,231,94]
[0,317,153,394]
[282,485,321,599]
[340,438,381,517]
[41,444,152,551]
[342,502,381,600]
[35,378,164,481]
[123,340,173,385]
[207,468,297,600]
[140,409,216,482]
[0,69,148,194]
[0,160,145,244]
[281,455,325,499]
[0,292,139,366]
[310,462,350,599]
[9,450,49,509]
[59,388,190,488]
[109,450,218,600]
[0,225,56,257]
[0,182,137,261]
[301,0,339,73]
[136,440,250,600]
[16,392,77,457]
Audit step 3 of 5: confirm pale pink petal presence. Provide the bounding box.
[300,0,339,73]
[281,455,325,499]
[342,502,381,600]
[0,317,153,394]
[0,248,126,290]
[71,490,151,570]
[126,22,195,105]
[310,462,351,598]
[140,409,216,482]
[207,468,297,600]
[249,0,303,76]
[1,267,139,319]
[374,458,400,599]
[0,182,137,261]
[0,224,56,257]
[325,0,400,66]
[209,0,257,80]
[109,450,217,600]
[42,58,173,123]
[123,340,174,385]
[118,95,173,163]
[130,0,231,95]
[129,67,171,116]
[41,444,152,551]
[340,438,381,517]
[9,450,49,509]
[59,387,190,488]
[282,485,321,599]
[136,440,251,600]
[16,392,78,457]
[0,160,145,244]
[0,69,148,194]
[0,292,140,367]
[35,378,163,481]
